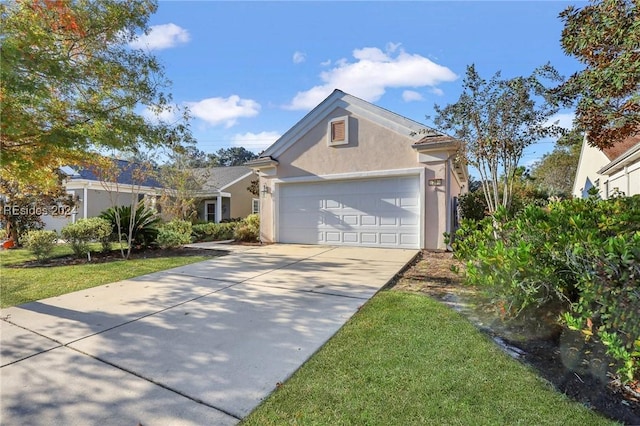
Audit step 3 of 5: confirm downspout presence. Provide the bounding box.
[445,157,453,251]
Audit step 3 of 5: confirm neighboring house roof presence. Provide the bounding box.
[598,135,640,175]
[63,159,162,188]
[190,166,254,192]
[602,134,640,161]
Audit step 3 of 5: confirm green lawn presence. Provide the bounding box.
[242,291,614,426]
[0,245,213,308]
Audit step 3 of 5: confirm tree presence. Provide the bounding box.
[1,0,191,185]
[175,146,220,168]
[215,147,258,167]
[87,156,158,259]
[530,128,583,197]
[555,0,639,149]
[157,150,209,222]
[0,171,76,244]
[432,64,563,214]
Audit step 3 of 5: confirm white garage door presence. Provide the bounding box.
[278,176,420,248]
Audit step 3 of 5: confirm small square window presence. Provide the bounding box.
[327,116,349,146]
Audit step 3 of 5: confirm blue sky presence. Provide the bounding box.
[135,1,586,168]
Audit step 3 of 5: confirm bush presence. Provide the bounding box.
[61,217,112,258]
[0,229,7,241]
[452,194,640,383]
[23,230,58,261]
[156,220,192,249]
[192,222,237,242]
[458,191,487,221]
[234,214,260,242]
[100,204,160,248]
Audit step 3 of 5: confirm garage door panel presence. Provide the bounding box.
[278,176,420,249]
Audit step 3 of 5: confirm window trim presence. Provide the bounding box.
[204,201,216,222]
[327,116,349,146]
[252,198,260,214]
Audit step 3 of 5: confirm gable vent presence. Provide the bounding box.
[328,116,349,146]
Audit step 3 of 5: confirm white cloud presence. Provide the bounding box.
[285,45,458,110]
[186,95,260,128]
[320,59,332,67]
[430,87,444,96]
[129,23,190,51]
[232,131,282,153]
[545,112,576,130]
[293,51,306,64]
[402,90,424,102]
[141,105,178,123]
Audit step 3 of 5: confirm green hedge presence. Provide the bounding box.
[453,194,640,383]
[61,217,112,258]
[192,222,237,242]
[23,229,58,261]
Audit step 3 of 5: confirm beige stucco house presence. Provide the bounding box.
[246,89,468,250]
[573,132,640,199]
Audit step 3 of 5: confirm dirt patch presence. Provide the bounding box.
[9,247,227,268]
[391,250,640,425]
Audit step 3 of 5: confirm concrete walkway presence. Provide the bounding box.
[0,244,417,425]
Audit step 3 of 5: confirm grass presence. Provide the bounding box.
[0,244,212,308]
[242,291,614,426]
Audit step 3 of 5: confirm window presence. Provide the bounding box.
[327,116,349,146]
[252,198,260,214]
[205,202,216,222]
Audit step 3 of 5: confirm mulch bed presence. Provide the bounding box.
[391,250,640,425]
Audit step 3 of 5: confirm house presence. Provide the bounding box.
[246,89,468,250]
[43,161,258,232]
[190,166,258,222]
[43,160,163,232]
[572,132,640,199]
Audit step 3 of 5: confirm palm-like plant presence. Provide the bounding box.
[100,203,160,257]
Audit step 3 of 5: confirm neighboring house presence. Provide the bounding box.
[572,132,640,199]
[43,160,162,233]
[246,89,468,251]
[190,166,258,223]
[43,161,258,232]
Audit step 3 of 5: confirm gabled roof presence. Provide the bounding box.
[259,89,442,159]
[190,166,254,192]
[598,134,640,175]
[602,133,640,161]
[64,159,162,188]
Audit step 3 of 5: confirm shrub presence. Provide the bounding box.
[458,191,487,221]
[564,232,640,383]
[100,204,160,248]
[156,220,192,249]
[234,214,260,242]
[61,217,111,258]
[452,194,640,383]
[0,229,7,241]
[23,230,58,261]
[192,222,237,242]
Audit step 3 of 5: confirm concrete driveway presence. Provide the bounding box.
[0,244,417,425]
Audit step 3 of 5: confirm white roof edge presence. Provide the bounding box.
[261,89,436,159]
[597,142,640,175]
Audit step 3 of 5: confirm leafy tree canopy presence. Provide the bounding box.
[555,0,639,149]
[432,64,563,213]
[214,147,258,167]
[530,128,583,198]
[0,0,192,186]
